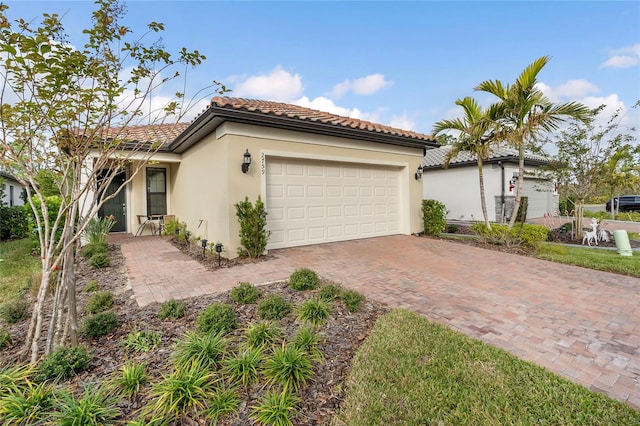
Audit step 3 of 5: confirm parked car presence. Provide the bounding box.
[605,195,640,212]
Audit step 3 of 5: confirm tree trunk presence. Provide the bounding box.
[575,201,585,239]
[22,262,52,364]
[477,158,491,230]
[508,144,526,229]
[45,268,65,354]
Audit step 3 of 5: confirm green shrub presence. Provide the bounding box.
[158,299,187,320]
[445,224,459,234]
[82,312,119,338]
[230,282,261,304]
[583,210,609,220]
[171,331,228,371]
[84,280,99,292]
[289,268,319,291]
[257,295,291,321]
[111,362,148,398]
[558,197,575,215]
[85,291,114,314]
[89,252,110,269]
[292,326,324,363]
[25,195,63,252]
[0,299,29,324]
[207,386,240,424]
[471,222,549,248]
[262,344,313,392]
[244,321,282,349]
[235,195,271,258]
[422,199,446,236]
[83,216,115,246]
[318,284,342,302]
[80,242,107,259]
[250,388,300,426]
[53,385,119,426]
[297,298,332,326]
[196,303,237,335]
[35,346,92,382]
[0,205,28,240]
[122,329,161,353]
[0,327,11,349]
[341,289,365,313]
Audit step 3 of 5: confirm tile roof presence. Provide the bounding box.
[210,97,436,143]
[98,123,190,150]
[422,145,551,169]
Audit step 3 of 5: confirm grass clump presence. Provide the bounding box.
[80,242,107,260]
[158,299,187,320]
[196,303,237,335]
[82,312,119,338]
[297,298,332,326]
[0,364,34,396]
[335,308,640,425]
[85,291,114,314]
[89,252,111,269]
[244,321,283,349]
[288,268,319,291]
[0,299,29,324]
[122,329,161,353]
[53,385,119,426]
[83,279,99,292]
[223,347,264,388]
[230,282,261,304]
[318,283,342,301]
[257,295,291,320]
[292,326,324,363]
[0,381,56,425]
[172,331,228,371]
[110,362,148,398]
[251,388,300,426]
[35,346,91,382]
[146,365,217,422]
[341,289,365,313]
[0,327,12,349]
[207,386,240,424]
[262,344,313,392]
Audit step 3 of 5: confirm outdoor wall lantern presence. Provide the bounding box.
[215,243,223,267]
[201,238,208,257]
[414,165,423,180]
[242,149,252,173]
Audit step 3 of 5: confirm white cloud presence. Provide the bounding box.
[600,43,640,68]
[230,66,304,101]
[388,115,416,131]
[293,96,367,119]
[536,79,599,103]
[330,74,392,99]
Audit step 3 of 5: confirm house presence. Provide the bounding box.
[0,171,26,207]
[421,145,558,222]
[96,97,438,256]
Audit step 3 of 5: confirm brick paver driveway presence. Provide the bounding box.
[117,234,640,409]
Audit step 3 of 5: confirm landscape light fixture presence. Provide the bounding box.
[242,149,252,173]
[215,243,223,267]
[414,165,423,180]
[201,239,208,257]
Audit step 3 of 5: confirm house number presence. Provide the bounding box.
[261,153,266,175]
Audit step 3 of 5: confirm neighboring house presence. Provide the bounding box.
[94,97,438,256]
[421,146,558,222]
[0,171,26,207]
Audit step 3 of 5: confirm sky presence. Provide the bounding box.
[4,1,640,144]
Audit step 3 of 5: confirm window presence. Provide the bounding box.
[9,185,14,207]
[146,168,167,215]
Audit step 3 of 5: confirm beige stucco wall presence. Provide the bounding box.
[127,161,177,235]
[172,122,425,257]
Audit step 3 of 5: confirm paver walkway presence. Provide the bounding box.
[114,233,640,409]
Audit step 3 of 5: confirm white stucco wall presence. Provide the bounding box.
[1,176,26,207]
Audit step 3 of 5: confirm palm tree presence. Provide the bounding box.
[433,97,498,229]
[475,56,591,228]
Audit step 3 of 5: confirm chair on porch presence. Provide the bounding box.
[135,214,157,237]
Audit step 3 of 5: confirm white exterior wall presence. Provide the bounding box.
[1,176,26,207]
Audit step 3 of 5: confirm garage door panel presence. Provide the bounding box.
[266,158,402,249]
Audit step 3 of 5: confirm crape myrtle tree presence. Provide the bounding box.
[475,56,591,229]
[0,0,226,363]
[433,97,501,229]
[545,104,639,234]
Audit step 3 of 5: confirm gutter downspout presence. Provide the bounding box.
[499,161,505,224]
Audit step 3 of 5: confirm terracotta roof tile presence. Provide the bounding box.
[95,123,189,150]
[210,96,436,142]
[422,145,551,168]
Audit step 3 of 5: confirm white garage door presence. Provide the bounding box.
[522,178,551,219]
[266,158,402,249]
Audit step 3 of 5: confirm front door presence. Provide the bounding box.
[99,171,127,232]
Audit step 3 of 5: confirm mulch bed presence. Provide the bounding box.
[0,244,388,425]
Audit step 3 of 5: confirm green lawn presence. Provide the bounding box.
[334,309,640,425]
[0,238,40,302]
[536,243,640,278]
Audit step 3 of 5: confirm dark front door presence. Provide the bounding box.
[99,171,127,232]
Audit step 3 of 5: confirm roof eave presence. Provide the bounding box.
[422,155,549,170]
